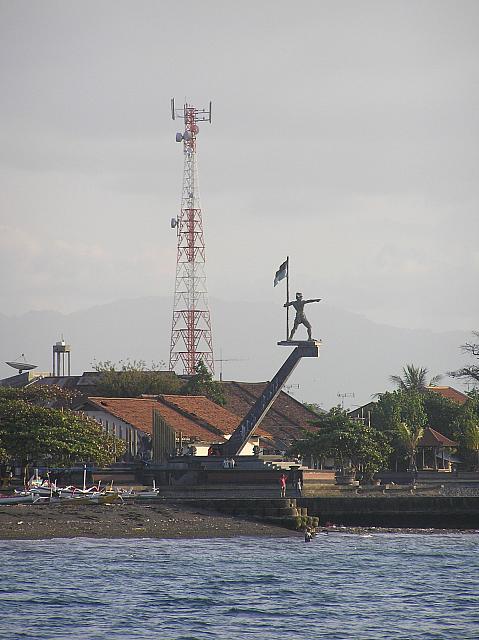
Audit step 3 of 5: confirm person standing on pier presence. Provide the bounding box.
[296,476,302,497]
[279,473,287,498]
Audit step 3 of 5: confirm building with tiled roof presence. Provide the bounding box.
[0,370,53,388]
[418,427,458,448]
[160,395,240,435]
[220,381,321,452]
[426,386,469,405]
[78,397,160,460]
[417,427,460,471]
[77,395,263,462]
[348,386,470,425]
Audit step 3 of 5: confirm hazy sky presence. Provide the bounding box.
[1,0,478,333]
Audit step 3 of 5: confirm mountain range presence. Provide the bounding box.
[0,296,471,410]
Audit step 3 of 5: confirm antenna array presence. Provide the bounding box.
[169,99,214,375]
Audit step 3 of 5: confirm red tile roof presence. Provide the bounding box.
[160,395,240,435]
[418,427,458,448]
[154,398,227,443]
[85,397,157,435]
[221,382,319,426]
[83,391,311,450]
[427,386,469,405]
[84,396,240,444]
[220,382,320,449]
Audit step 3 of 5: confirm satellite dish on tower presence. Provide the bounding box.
[171,217,178,229]
[5,354,37,374]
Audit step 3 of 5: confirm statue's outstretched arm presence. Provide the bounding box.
[304,298,322,304]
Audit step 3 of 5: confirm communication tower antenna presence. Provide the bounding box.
[337,392,355,409]
[169,98,215,375]
[284,383,300,396]
[214,348,247,382]
[5,353,37,374]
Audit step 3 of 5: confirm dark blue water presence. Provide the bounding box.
[1,534,478,639]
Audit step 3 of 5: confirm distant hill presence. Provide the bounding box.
[0,297,470,409]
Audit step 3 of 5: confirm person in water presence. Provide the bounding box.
[284,292,321,341]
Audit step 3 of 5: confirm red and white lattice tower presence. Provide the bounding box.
[169,99,214,375]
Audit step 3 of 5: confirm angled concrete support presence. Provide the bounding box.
[222,341,321,457]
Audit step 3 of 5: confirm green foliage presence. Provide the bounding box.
[449,330,479,385]
[389,364,442,391]
[372,390,427,470]
[302,402,324,416]
[421,392,461,440]
[92,359,184,397]
[452,395,479,470]
[372,391,403,434]
[373,389,479,470]
[291,407,391,480]
[0,385,78,408]
[396,422,424,472]
[184,360,226,406]
[463,423,479,470]
[399,391,428,434]
[0,399,125,467]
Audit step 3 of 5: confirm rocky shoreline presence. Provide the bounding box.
[1,502,478,540]
[0,502,300,540]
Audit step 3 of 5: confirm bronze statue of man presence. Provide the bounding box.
[284,292,321,341]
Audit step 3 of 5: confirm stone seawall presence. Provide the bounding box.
[176,498,318,530]
[298,496,479,529]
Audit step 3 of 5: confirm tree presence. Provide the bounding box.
[452,395,479,470]
[290,407,391,481]
[302,402,325,416]
[389,364,442,392]
[396,421,424,473]
[92,359,184,397]
[462,422,479,471]
[421,392,461,440]
[0,399,125,473]
[449,330,479,387]
[0,385,79,409]
[184,360,226,405]
[372,390,427,471]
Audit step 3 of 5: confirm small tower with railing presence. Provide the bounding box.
[52,339,71,376]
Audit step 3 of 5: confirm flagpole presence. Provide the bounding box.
[286,256,290,340]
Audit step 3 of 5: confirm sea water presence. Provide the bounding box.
[1,534,478,639]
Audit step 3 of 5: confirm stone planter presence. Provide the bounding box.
[335,471,357,485]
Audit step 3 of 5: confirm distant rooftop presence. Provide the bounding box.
[426,386,469,405]
[418,427,458,448]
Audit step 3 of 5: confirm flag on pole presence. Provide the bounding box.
[274,259,288,287]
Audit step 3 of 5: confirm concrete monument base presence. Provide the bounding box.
[277,340,322,347]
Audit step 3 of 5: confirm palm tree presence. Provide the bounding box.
[397,421,425,472]
[389,364,442,392]
[464,423,479,471]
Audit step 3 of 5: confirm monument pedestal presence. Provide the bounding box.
[277,340,322,347]
[222,339,321,457]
